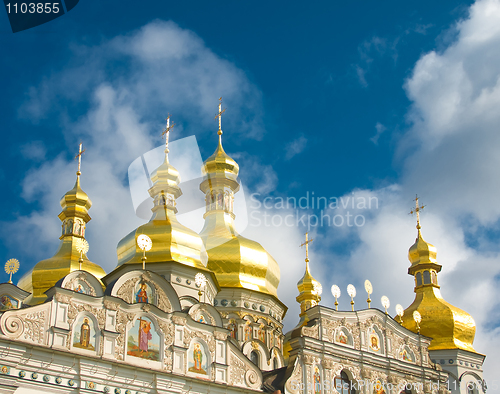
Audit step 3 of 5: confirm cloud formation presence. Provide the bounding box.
[2,20,268,273]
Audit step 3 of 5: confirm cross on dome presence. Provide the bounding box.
[75,142,85,177]
[214,97,226,136]
[300,232,314,262]
[162,114,175,154]
[409,194,425,230]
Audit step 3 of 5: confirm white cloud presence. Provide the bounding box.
[3,20,265,273]
[4,2,500,387]
[370,122,387,145]
[324,0,500,384]
[20,141,46,161]
[284,135,307,160]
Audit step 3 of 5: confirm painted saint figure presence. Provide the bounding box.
[193,343,203,372]
[0,295,14,311]
[136,283,149,303]
[258,323,266,343]
[370,332,380,351]
[76,284,85,294]
[80,318,91,348]
[401,348,412,362]
[337,329,348,344]
[138,319,152,354]
[244,321,252,341]
[314,366,321,394]
[227,319,237,340]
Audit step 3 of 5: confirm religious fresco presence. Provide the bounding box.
[73,281,90,294]
[198,313,207,323]
[134,281,153,304]
[244,320,252,341]
[0,295,18,311]
[400,347,413,362]
[336,328,352,345]
[368,328,381,352]
[188,341,209,375]
[127,317,160,361]
[73,316,96,351]
[258,323,266,343]
[314,366,321,394]
[227,319,237,340]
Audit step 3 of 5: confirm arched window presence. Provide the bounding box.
[334,371,354,394]
[423,271,431,284]
[250,350,259,367]
[416,272,422,286]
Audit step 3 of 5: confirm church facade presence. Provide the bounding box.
[0,106,486,394]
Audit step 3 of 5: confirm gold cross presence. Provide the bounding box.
[409,194,425,229]
[75,143,85,175]
[300,232,314,261]
[162,114,175,151]
[214,97,226,134]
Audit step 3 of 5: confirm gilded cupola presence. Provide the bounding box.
[116,116,207,269]
[199,99,280,297]
[296,233,322,317]
[18,144,106,305]
[401,197,477,353]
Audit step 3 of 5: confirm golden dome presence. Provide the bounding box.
[296,260,321,316]
[19,167,106,305]
[116,139,206,269]
[202,136,239,178]
[199,110,280,297]
[408,228,438,267]
[200,217,280,296]
[402,227,478,353]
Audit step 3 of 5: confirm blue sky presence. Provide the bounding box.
[2,0,500,385]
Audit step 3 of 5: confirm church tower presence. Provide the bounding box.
[296,232,322,318]
[198,99,287,371]
[402,197,485,394]
[108,116,219,307]
[18,144,106,305]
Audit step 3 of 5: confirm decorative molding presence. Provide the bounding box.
[228,353,245,386]
[172,316,187,325]
[103,300,120,311]
[301,323,319,339]
[67,302,106,330]
[54,293,72,304]
[116,279,135,304]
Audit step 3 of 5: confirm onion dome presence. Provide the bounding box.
[18,145,106,305]
[296,260,322,316]
[199,100,280,296]
[116,118,206,269]
[295,233,321,317]
[401,211,477,353]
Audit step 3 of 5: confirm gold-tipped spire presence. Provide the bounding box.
[162,114,175,156]
[409,194,425,231]
[402,197,478,353]
[18,143,106,304]
[215,97,226,137]
[300,232,313,262]
[199,98,280,297]
[75,142,85,177]
[115,115,206,270]
[296,232,321,316]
